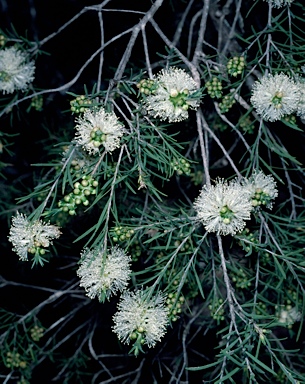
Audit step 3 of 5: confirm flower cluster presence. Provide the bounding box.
[77,246,131,302]
[0,46,35,94]
[193,171,277,236]
[194,179,252,236]
[250,73,300,122]
[8,213,61,261]
[74,107,125,155]
[143,67,201,123]
[112,290,169,353]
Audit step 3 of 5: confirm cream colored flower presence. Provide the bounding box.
[0,46,35,94]
[112,290,169,349]
[8,213,61,261]
[77,246,131,302]
[250,73,300,122]
[194,179,252,236]
[144,67,201,123]
[74,108,125,154]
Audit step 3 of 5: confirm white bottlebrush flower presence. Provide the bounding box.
[144,67,200,123]
[263,0,294,8]
[242,170,278,209]
[250,73,300,122]
[77,246,131,302]
[74,108,125,155]
[0,46,35,94]
[193,179,252,236]
[112,290,169,349]
[8,213,61,261]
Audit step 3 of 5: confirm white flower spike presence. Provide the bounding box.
[8,213,61,261]
[112,290,169,352]
[77,246,131,302]
[74,107,125,155]
[250,73,300,122]
[144,67,201,123]
[194,179,252,236]
[0,46,35,94]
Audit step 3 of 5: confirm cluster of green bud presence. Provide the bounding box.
[30,95,43,111]
[167,275,180,287]
[68,156,94,179]
[170,158,191,176]
[0,71,11,82]
[219,205,234,225]
[128,240,142,262]
[58,175,98,215]
[136,78,157,95]
[219,94,236,113]
[287,289,298,303]
[70,95,93,114]
[156,251,165,263]
[129,328,146,356]
[255,301,268,315]
[238,228,259,253]
[271,91,284,109]
[227,56,246,77]
[27,240,48,257]
[70,158,86,173]
[104,162,117,178]
[238,115,254,134]
[209,298,225,323]
[0,34,6,47]
[173,238,192,253]
[169,88,191,111]
[5,351,27,369]
[166,293,184,322]
[111,226,135,243]
[30,325,44,342]
[251,188,272,208]
[260,251,271,266]
[232,268,251,289]
[90,127,109,149]
[190,170,204,186]
[206,77,223,99]
[282,114,297,125]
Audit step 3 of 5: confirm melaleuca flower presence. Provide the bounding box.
[8,213,61,261]
[112,290,169,351]
[242,170,278,209]
[263,0,294,7]
[0,46,35,94]
[250,73,300,122]
[143,67,201,123]
[77,246,131,302]
[74,108,125,155]
[194,179,252,236]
